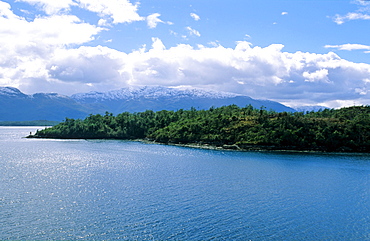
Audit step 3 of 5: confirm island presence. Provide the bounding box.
[28,105,370,153]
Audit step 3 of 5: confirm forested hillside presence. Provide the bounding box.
[31,105,370,152]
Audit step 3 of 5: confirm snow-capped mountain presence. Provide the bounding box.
[0,87,68,100]
[0,87,28,98]
[71,86,239,101]
[0,87,92,121]
[71,86,295,114]
[0,86,295,121]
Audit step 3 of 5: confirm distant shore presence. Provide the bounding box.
[0,120,60,126]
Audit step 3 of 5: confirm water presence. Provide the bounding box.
[1,126,370,240]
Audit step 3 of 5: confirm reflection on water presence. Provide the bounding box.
[1,127,370,240]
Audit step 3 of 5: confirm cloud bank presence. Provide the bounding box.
[1,0,370,108]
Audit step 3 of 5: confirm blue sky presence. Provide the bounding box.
[1,0,370,108]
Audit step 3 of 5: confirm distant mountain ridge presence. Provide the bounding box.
[70,86,295,114]
[0,87,92,121]
[294,105,329,112]
[0,86,295,121]
[71,86,239,101]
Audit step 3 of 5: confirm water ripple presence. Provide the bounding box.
[1,127,370,240]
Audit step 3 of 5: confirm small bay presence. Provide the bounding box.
[1,126,370,240]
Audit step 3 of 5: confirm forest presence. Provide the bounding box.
[30,105,370,152]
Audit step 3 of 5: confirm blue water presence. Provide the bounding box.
[1,127,370,240]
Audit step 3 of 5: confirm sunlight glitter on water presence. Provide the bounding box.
[1,127,370,240]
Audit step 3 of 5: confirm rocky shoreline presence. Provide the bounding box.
[137,139,336,153]
[26,134,368,153]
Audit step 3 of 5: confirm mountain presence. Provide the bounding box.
[71,86,295,114]
[294,105,329,112]
[0,86,295,121]
[0,87,92,121]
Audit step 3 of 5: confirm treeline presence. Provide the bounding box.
[32,105,370,152]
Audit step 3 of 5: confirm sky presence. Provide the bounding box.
[1,0,370,108]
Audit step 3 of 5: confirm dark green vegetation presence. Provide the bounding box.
[31,105,370,152]
[0,120,60,126]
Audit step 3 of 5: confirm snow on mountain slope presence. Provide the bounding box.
[70,85,295,113]
[0,87,91,121]
[0,86,296,121]
[0,87,70,100]
[71,86,240,101]
[0,87,28,97]
[31,93,72,100]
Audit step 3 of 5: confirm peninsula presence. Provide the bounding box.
[29,105,370,153]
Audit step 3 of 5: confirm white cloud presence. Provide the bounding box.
[83,40,368,108]
[49,46,126,83]
[17,0,76,14]
[356,0,370,6]
[333,1,370,24]
[147,13,163,28]
[303,69,329,83]
[132,42,370,108]
[18,0,145,24]
[76,0,144,24]
[325,43,370,51]
[12,45,128,94]
[150,37,166,52]
[281,12,288,15]
[0,2,103,91]
[334,12,370,24]
[3,33,370,108]
[0,13,102,48]
[190,13,200,21]
[186,26,201,37]
[2,0,370,108]
[98,18,110,27]
[1,1,19,19]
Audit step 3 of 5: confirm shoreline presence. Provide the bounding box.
[129,139,367,154]
[26,135,370,154]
